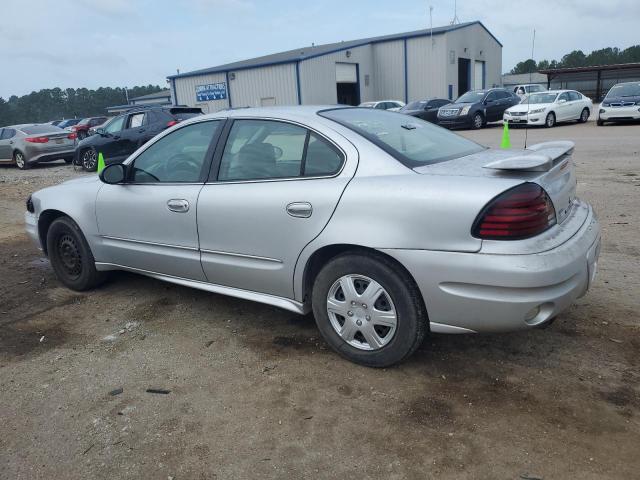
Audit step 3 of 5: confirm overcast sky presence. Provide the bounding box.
[1,0,639,98]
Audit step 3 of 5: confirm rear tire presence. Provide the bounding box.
[311,251,427,367]
[579,108,590,123]
[46,216,106,291]
[14,151,28,170]
[545,112,556,128]
[471,112,484,130]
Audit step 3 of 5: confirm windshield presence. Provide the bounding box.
[456,91,486,103]
[320,108,484,167]
[606,83,640,98]
[522,93,558,104]
[403,101,428,110]
[359,102,375,107]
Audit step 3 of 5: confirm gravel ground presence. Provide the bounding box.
[1,120,639,480]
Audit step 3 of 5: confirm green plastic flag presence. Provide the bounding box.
[97,152,106,173]
[500,121,511,149]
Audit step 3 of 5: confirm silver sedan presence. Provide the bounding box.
[25,106,601,367]
[0,124,76,169]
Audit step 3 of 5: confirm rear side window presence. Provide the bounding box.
[568,91,581,101]
[320,108,483,167]
[218,120,344,181]
[1,128,16,139]
[129,113,145,129]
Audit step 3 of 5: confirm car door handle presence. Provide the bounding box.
[286,202,312,218]
[167,199,190,213]
[138,128,145,133]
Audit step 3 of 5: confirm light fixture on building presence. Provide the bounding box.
[346,50,352,58]
[229,72,236,80]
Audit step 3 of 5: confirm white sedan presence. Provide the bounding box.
[358,100,406,112]
[503,90,593,127]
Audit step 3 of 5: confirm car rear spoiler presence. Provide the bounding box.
[483,141,574,172]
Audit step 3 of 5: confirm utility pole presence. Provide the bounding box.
[450,0,460,25]
[124,86,129,104]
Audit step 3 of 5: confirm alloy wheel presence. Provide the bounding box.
[15,152,25,169]
[326,274,397,351]
[473,113,483,129]
[581,109,589,122]
[82,149,97,170]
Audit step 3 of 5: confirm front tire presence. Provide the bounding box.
[545,112,556,128]
[579,108,590,123]
[81,147,98,171]
[14,151,28,170]
[471,112,484,130]
[46,216,106,291]
[311,251,427,367]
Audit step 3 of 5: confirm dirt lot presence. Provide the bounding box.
[1,120,639,480]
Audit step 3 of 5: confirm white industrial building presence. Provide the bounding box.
[168,21,502,112]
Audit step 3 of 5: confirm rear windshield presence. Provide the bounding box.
[605,83,640,98]
[320,108,484,167]
[403,101,428,110]
[20,125,64,134]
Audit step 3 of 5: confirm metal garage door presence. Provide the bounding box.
[336,63,357,83]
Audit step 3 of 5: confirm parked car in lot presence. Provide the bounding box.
[359,100,406,111]
[513,84,546,98]
[71,116,108,140]
[504,90,592,127]
[0,124,76,169]
[438,88,520,129]
[598,82,640,126]
[57,118,82,130]
[47,120,63,127]
[399,98,452,123]
[26,106,600,367]
[75,106,202,170]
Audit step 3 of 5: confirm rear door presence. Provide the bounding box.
[0,129,12,161]
[567,91,583,119]
[197,118,357,299]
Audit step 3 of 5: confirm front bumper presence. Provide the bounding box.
[25,211,41,249]
[383,203,600,334]
[599,105,640,121]
[503,112,545,125]
[437,115,471,128]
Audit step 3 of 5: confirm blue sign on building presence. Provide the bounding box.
[195,82,227,101]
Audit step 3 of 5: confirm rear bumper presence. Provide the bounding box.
[382,203,600,333]
[26,149,75,164]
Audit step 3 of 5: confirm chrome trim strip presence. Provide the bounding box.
[100,235,199,251]
[200,248,283,263]
[94,262,307,314]
[429,322,477,334]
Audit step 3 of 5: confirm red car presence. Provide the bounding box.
[71,116,108,140]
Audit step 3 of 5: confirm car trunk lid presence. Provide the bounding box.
[414,141,577,225]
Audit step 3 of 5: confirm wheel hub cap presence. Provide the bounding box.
[58,235,82,277]
[326,274,397,351]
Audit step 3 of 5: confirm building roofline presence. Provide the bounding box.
[539,62,640,75]
[167,21,502,81]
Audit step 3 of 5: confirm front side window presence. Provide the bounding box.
[320,108,484,167]
[104,116,125,134]
[131,120,220,183]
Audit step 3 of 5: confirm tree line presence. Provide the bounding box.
[510,44,640,74]
[0,85,164,126]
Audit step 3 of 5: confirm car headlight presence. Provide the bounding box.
[529,108,545,114]
[459,106,471,116]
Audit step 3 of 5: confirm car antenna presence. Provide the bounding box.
[524,28,536,149]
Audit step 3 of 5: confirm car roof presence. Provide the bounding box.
[200,105,345,121]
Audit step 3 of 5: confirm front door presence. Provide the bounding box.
[197,118,356,299]
[95,119,222,280]
[99,115,127,161]
[555,92,572,121]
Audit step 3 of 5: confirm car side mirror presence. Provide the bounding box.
[99,163,126,184]
[96,128,106,136]
[558,99,567,104]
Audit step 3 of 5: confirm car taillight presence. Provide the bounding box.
[166,120,179,127]
[472,183,556,240]
[67,132,77,140]
[25,136,49,143]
